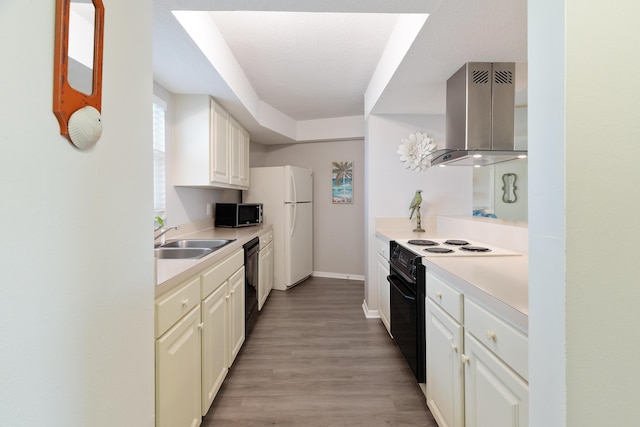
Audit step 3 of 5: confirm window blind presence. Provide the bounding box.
[153,98,167,213]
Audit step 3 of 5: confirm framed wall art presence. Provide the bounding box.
[332,161,353,204]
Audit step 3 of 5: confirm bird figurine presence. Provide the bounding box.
[409,190,425,232]
[409,190,422,219]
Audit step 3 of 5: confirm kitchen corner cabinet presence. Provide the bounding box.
[173,94,250,190]
[425,271,528,427]
[376,237,391,335]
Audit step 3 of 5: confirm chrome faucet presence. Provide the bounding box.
[154,225,179,246]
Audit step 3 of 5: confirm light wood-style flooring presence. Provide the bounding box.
[202,276,437,426]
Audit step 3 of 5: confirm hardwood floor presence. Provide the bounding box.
[202,276,437,426]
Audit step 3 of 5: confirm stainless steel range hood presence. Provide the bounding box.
[431,62,527,167]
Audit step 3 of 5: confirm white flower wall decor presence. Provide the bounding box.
[397,132,437,171]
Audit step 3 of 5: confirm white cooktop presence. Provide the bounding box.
[396,238,522,257]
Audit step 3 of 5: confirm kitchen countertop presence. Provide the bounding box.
[376,227,529,333]
[155,224,272,297]
[424,256,528,332]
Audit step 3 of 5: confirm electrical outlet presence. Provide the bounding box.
[206,203,212,216]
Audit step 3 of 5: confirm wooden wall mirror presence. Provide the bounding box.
[53,0,105,149]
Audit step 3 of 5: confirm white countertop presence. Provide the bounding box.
[424,256,528,332]
[155,224,272,297]
[376,226,528,333]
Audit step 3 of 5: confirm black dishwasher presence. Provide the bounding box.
[243,237,259,336]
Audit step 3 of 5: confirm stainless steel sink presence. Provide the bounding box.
[161,239,235,249]
[155,239,236,259]
[154,247,213,259]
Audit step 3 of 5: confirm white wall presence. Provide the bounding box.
[529,1,640,426]
[249,140,269,167]
[260,140,365,278]
[364,114,472,313]
[0,2,154,426]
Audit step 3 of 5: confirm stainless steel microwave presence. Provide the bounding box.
[215,203,263,228]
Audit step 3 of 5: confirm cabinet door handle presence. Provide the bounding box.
[181,298,189,306]
[450,343,458,352]
[460,354,470,365]
[197,322,204,330]
[486,330,497,342]
[435,291,443,299]
[225,295,230,300]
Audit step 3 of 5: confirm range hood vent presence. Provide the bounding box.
[431,62,527,167]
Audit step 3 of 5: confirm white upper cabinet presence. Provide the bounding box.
[210,99,230,185]
[228,117,250,188]
[173,94,250,190]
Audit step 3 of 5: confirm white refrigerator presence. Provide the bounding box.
[243,165,313,290]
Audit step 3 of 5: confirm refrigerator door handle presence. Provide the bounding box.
[290,203,297,237]
[289,168,297,202]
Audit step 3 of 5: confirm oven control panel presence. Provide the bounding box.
[390,241,422,282]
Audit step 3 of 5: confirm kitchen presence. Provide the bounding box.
[1,2,640,427]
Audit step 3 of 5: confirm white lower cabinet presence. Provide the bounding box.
[462,332,529,427]
[227,267,245,366]
[426,300,464,427]
[156,305,202,427]
[201,282,228,414]
[376,237,391,335]
[200,249,245,413]
[425,271,528,427]
[155,249,246,426]
[258,230,274,310]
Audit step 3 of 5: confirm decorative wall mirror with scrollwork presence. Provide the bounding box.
[53,0,105,149]
[501,173,518,203]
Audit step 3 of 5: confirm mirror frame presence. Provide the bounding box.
[53,0,104,140]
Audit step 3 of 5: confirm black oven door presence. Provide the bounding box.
[388,273,419,380]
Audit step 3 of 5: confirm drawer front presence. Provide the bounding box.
[465,298,528,381]
[155,276,200,338]
[376,237,389,259]
[259,230,273,247]
[426,272,463,323]
[202,249,244,297]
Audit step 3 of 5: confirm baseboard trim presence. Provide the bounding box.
[362,299,380,319]
[312,271,365,281]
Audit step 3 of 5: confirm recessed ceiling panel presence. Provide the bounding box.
[208,11,398,120]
